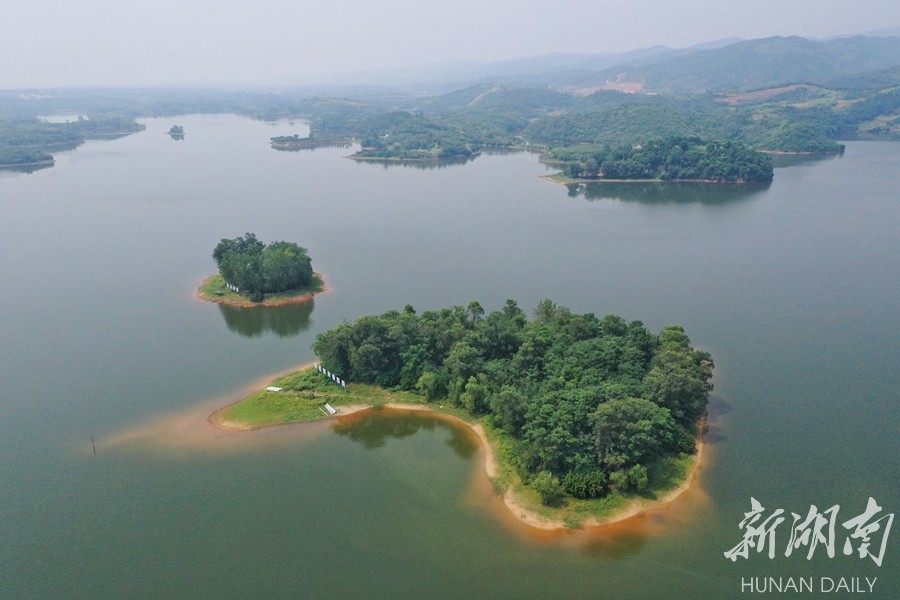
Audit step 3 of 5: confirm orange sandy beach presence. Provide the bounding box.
[104,370,705,534]
[215,400,705,532]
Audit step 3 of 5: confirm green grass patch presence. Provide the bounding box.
[198,273,325,306]
[219,366,428,428]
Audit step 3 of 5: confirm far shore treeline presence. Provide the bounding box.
[313,300,713,504]
[213,233,313,302]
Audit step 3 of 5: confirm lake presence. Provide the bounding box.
[1,114,897,599]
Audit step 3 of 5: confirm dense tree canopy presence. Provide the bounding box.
[0,148,53,166]
[312,300,713,501]
[212,233,313,300]
[549,136,774,182]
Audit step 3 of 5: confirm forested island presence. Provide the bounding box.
[168,125,184,139]
[199,233,325,306]
[270,133,351,150]
[544,136,774,182]
[219,299,713,526]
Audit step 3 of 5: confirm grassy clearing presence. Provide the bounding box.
[198,273,325,307]
[218,367,427,427]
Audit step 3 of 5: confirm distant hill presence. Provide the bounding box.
[355,46,678,90]
[825,66,900,90]
[413,84,575,114]
[564,36,900,94]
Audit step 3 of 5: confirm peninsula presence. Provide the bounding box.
[213,299,713,530]
[0,148,55,169]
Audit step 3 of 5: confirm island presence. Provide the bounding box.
[197,233,326,306]
[270,133,351,150]
[213,299,713,530]
[543,136,774,183]
[168,125,184,139]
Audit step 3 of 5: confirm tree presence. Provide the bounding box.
[489,386,528,435]
[260,241,313,292]
[533,299,558,324]
[460,375,488,414]
[213,233,264,266]
[593,397,677,469]
[445,341,483,383]
[531,471,565,506]
[562,469,609,499]
[642,337,713,426]
[416,371,445,402]
[399,344,429,389]
[466,300,485,324]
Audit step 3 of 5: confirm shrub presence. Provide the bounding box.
[562,469,609,499]
[531,471,566,506]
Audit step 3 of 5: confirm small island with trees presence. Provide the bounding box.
[214,299,713,529]
[198,233,326,307]
[168,125,184,140]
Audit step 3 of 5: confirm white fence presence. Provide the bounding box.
[315,363,346,388]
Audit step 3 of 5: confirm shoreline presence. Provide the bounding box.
[541,174,763,185]
[210,398,704,532]
[758,148,844,155]
[346,153,478,163]
[0,160,55,169]
[196,273,329,308]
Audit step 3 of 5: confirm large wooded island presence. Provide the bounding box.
[215,299,713,529]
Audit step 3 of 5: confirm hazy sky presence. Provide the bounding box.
[2,0,898,88]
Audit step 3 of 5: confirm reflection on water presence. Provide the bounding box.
[217,300,314,338]
[582,532,648,560]
[565,180,770,204]
[271,141,352,152]
[332,409,478,459]
[769,152,841,169]
[0,162,55,176]
[354,154,478,170]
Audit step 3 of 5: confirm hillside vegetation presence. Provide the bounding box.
[1,34,896,168]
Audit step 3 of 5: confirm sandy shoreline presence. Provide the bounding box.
[196,274,329,308]
[213,399,704,532]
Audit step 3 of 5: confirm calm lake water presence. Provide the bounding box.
[1,115,897,599]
